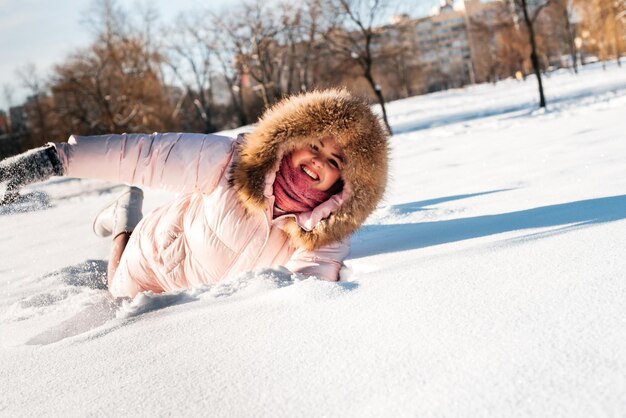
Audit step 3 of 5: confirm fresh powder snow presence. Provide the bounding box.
[1,62,626,416]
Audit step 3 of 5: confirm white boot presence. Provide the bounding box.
[93,186,144,238]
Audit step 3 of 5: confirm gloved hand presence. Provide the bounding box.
[0,145,64,204]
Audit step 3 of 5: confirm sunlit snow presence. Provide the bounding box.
[2,62,626,416]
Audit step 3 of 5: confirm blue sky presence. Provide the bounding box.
[0,0,447,111]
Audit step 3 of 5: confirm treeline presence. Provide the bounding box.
[1,0,625,156]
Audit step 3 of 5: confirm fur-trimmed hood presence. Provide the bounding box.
[230,89,389,250]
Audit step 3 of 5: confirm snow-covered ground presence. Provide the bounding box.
[2,62,626,416]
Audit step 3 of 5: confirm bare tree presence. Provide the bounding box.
[466,4,520,83]
[164,12,218,133]
[575,0,624,67]
[277,2,303,95]
[210,1,281,120]
[15,63,50,147]
[297,0,329,91]
[510,0,555,108]
[618,0,626,20]
[223,0,286,108]
[550,0,579,73]
[209,19,250,127]
[377,17,419,99]
[616,0,626,62]
[49,0,176,137]
[467,18,500,83]
[209,22,249,127]
[602,0,624,66]
[2,84,14,111]
[267,0,334,94]
[321,0,393,134]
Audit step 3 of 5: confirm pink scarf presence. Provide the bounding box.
[273,155,335,214]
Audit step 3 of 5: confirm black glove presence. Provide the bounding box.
[0,145,65,204]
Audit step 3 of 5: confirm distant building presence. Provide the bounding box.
[375,0,510,94]
[414,3,474,91]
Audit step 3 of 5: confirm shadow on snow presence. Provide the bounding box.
[388,190,511,215]
[350,194,626,259]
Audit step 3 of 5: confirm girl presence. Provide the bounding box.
[0,89,388,298]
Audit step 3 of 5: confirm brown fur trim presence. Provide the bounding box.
[230,89,389,250]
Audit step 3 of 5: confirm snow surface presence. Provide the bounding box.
[2,63,626,416]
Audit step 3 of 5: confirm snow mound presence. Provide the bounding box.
[117,267,356,319]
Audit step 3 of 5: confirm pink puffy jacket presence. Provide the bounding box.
[53,90,388,298]
[55,132,350,297]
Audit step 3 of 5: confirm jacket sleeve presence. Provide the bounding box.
[52,133,235,193]
[284,238,351,281]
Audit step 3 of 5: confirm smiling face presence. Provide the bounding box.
[289,135,345,192]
